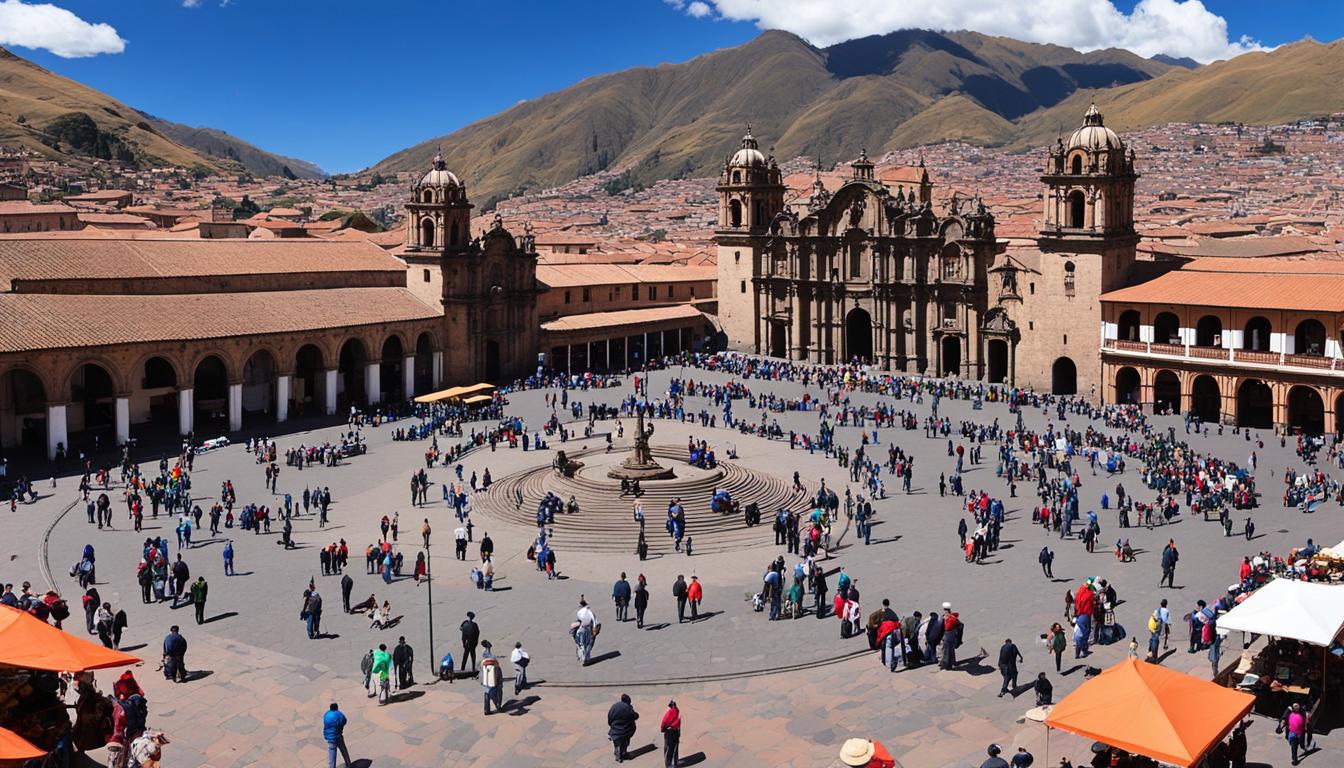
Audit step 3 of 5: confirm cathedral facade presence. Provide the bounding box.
[714,105,1139,396]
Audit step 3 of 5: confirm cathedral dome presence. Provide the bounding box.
[420,153,460,187]
[1066,104,1122,152]
[729,128,767,168]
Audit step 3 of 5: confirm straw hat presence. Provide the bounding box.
[839,738,875,767]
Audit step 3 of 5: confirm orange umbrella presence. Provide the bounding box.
[1045,658,1253,767]
[0,605,140,672]
[0,726,45,761]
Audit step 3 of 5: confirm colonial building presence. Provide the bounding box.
[1100,257,1344,434]
[714,106,1142,395]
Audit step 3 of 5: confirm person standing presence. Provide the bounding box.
[162,625,188,683]
[607,693,639,763]
[460,612,480,673]
[997,638,1022,697]
[510,642,530,695]
[222,540,234,576]
[1284,702,1307,765]
[660,699,681,768]
[341,573,354,614]
[307,589,323,639]
[323,702,353,768]
[686,576,703,621]
[613,572,631,622]
[575,597,597,666]
[672,575,688,623]
[1048,623,1067,672]
[371,644,392,705]
[633,575,649,628]
[480,642,503,715]
[190,576,208,625]
[1160,539,1179,588]
[393,636,415,689]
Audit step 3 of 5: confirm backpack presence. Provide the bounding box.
[50,599,70,622]
[122,694,148,736]
[1147,612,1160,634]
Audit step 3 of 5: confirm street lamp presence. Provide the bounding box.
[425,541,435,681]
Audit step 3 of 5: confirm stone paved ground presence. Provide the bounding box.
[11,366,1341,767]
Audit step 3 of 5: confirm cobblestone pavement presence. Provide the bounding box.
[13,367,1340,767]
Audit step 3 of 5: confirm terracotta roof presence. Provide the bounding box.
[537,264,714,288]
[541,303,705,333]
[0,287,439,353]
[0,237,407,290]
[1100,257,1344,312]
[0,201,75,215]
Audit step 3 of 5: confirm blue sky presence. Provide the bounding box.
[4,0,1341,173]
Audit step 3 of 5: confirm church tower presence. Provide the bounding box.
[404,153,539,384]
[714,127,786,352]
[1031,104,1139,397]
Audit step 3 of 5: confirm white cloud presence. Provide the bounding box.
[687,0,1265,63]
[182,0,201,6]
[0,0,124,57]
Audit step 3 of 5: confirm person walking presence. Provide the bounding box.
[323,702,353,768]
[510,642,530,695]
[1047,623,1067,672]
[306,588,323,639]
[1160,539,1179,588]
[633,575,649,628]
[460,612,480,673]
[613,572,631,622]
[660,699,681,768]
[686,576,703,621]
[1284,702,1307,765]
[607,693,639,763]
[189,576,208,625]
[222,540,234,576]
[1038,546,1054,579]
[997,638,1022,697]
[575,597,597,666]
[481,642,503,715]
[672,575,688,623]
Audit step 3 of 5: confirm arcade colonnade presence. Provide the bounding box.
[0,322,443,459]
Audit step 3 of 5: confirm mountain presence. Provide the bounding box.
[1149,54,1199,69]
[141,117,325,179]
[369,29,1174,205]
[0,47,320,177]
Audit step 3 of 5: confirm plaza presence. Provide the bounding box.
[6,358,1341,767]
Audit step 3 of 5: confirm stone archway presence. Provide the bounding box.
[338,338,367,408]
[1191,375,1221,424]
[1052,357,1077,395]
[136,355,180,438]
[1115,367,1140,405]
[940,336,961,377]
[414,332,434,394]
[986,339,1008,384]
[381,335,405,404]
[1153,370,1181,415]
[845,307,873,364]
[0,368,47,457]
[485,339,502,381]
[294,344,326,417]
[1236,379,1273,430]
[70,362,116,440]
[193,355,230,431]
[1288,385,1325,435]
[241,349,278,424]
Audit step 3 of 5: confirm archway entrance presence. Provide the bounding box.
[1153,370,1181,415]
[940,336,961,377]
[380,335,404,404]
[294,344,325,417]
[1288,386,1324,435]
[1191,375,1220,425]
[769,320,787,359]
[1068,190,1085,228]
[71,363,115,444]
[241,350,277,425]
[485,339,501,381]
[845,307,873,364]
[338,339,367,408]
[138,356,179,437]
[0,368,46,457]
[414,333,434,395]
[1236,379,1273,430]
[1051,357,1077,395]
[1115,367,1140,405]
[193,355,229,431]
[986,339,1008,384]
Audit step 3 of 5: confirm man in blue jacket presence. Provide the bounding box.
[323,702,352,768]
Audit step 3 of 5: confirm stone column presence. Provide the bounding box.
[276,375,291,423]
[115,396,130,446]
[228,382,243,432]
[566,345,572,372]
[403,355,416,399]
[47,403,68,460]
[178,389,194,436]
[323,370,338,415]
[605,339,611,371]
[365,362,381,405]
[432,352,443,389]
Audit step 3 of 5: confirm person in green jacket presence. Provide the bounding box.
[787,581,803,619]
[190,577,208,625]
[371,644,392,705]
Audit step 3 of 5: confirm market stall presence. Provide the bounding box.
[1045,658,1253,767]
[413,382,495,404]
[1215,578,1344,717]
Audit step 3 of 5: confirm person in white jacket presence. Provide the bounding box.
[510,642,530,694]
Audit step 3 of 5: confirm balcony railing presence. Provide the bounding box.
[1104,341,1344,374]
[1232,349,1281,365]
[1187,346,1229,360]
[1284,353,1334,369]
[1149,342,1184,356]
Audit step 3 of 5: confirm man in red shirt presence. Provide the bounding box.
[659,700,680,768]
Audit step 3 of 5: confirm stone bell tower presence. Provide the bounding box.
[714,127,786,352]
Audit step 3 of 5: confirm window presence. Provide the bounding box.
[1071,155,1083,175]
[667,284,674,298]
[582,287,591,302]
[1064,261,1076,296]
[689,285,696,299]
[1029,282,1035,295]
[564,290,572,304]
[1029,321,1034,330]
[734,251,741,263]
[631,283,639,299]
[648,285,657,301]
[607,289,613,302]
[740,280,747,293]
[1063,334,1068,345]
[422,269,431,283]
[615,286,622,299]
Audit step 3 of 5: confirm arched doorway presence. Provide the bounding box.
[1115,367,1140,405]
[1117,310,1141,342]
[728,200,742,228]
[940,336,961,377]
[338,338,367,408]
[1153,312,1181,346]
[986,339,1008,384]
[414,333,434,395]
[381,335,405,404]
[1195,315,1222,347]
[1068,190,1085,228]
[845,307,873,363]
[1191,375,1220,425]
[1052,357,1077,395]
[485,339,501,381]
[193,355,229,431]
[139,356,179,436]
[1153,370,1181,415]
[1294,319,1326,356]
[294,344,325,417]
[420,218,434,248]
[769,320,787,359]
[0,368,46,457]
[1288,386,1324,434]
[241,350,277,424]
[1236,379,1273,429]
[1243,317,1271,352]
[70,363,115,441]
